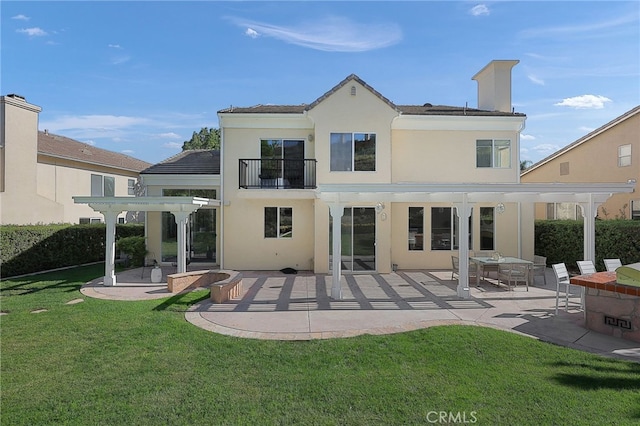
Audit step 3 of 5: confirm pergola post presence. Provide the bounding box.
[579,195,601,263]
[173,211,191,274]
[329,204,345,300]
[103,209,121,286]
[454,195,472,299]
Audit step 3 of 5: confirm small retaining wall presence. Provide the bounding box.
[166,270,243,303]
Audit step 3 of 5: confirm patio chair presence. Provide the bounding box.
[497,263,529,291]
[577,260,596,275]
[553,263,584,315]
[532,255,547,286]
[604,258,622,272]
[451,255,478,281]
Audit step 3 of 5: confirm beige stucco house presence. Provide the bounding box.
[77,60,633,296]
[0,94,151,225]
[521,105,640,220]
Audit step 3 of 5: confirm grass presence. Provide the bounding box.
[2,264,640,425]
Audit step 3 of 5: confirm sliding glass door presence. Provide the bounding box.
[330,207,376,271]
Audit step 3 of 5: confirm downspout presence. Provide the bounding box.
[517,117,526,257]
[218,114,225,269]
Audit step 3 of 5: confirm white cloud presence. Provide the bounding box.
[555,95,612,109]
[121,149,134,155]
[579,126,596,133]
[469,4,490,17]
[111,55,131,65]
[533,143,561,153]
[108,44,122,49]
[228,16,402,52]
[520,14,637,39]
[40,115,151,135]
[163,142,182,149]
[521,134,536,141]
[17,27,48,37]
[245,28,259,38]
[84,140,96,146]
[527,74,545,86]
[12,14,30,21]
[158,132,181,139]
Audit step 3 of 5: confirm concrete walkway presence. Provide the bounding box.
[81,267,640,362]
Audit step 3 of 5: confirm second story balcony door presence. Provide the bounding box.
[261,139,305,189]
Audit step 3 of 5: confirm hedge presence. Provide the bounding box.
[535,219,640,271]
[0,224,144,278]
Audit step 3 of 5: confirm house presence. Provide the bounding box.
[0,94,151,225]
[521,105,640,220]
[76,60,634,296]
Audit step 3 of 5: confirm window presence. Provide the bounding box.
[79,218,90,224]
[91,174,115,196]
[546,202,580,220]
[265,207,293,238]
[479,207,495,251]
[118,217,125,224]
[163,189,216,198]
[431,207,472,250]
[260,139,305,188]
[128,179,136,195]
[330,133,376,171]
[619,144,631,167]
[476,139,511,168]
[632,200,640,220]
[408,207,424,250]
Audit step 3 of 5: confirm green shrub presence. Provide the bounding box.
[115,236,147,267]
[0,223,144,277]
[535,219,640,271]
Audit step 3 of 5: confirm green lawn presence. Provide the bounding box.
[2,264,639,425]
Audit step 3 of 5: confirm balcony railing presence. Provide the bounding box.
[239,159,317,189]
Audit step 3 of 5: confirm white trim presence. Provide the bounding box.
[392,115,524,131]
[219,113,313,129]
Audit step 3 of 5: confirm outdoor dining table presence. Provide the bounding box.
[469,256,534,287]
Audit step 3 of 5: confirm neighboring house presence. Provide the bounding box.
[0,94,151,225]
[78,60,633,295]
[521,106,640,220]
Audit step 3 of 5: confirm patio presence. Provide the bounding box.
[81,266,640,362]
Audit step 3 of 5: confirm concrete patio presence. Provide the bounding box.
[81,266,640,362]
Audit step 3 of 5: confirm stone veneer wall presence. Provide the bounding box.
[583,287,640,343]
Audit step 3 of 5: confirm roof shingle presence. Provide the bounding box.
[38,131,151,172]
[141,150,220,175]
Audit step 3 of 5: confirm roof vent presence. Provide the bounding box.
[350,86,356,96]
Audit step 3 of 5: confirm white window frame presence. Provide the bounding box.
[91,174,115,197]
[127,179,136,195]
[264,207,293,239]
[476,139,511,168]
[330,132,376,172]
[619,144,631,167]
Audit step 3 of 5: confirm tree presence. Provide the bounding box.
[181,127,220,150]
[520,160,532,171]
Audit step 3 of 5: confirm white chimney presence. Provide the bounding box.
[472,60,519,113]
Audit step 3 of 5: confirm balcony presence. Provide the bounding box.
[239,159,317,189]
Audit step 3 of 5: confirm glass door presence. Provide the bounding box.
[330,207,376,272]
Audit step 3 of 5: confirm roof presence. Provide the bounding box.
[522,105,640,176]
[218,74,525,118]
[38,131,151,172]
[141,149,220,175]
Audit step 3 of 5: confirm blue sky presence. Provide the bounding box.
[2,1,639,165]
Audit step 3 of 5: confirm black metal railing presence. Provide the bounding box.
[239,159,317,189]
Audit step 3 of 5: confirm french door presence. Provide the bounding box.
[329,207,376,271]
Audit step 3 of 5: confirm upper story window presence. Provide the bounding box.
[330,133,376,171]
[127,179,136,195]
[91,174,114,197]
[619,144,631,167]
[476,139,511,168]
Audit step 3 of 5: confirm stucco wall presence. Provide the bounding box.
[522,110,639,220]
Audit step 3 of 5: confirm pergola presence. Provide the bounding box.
[318,181,636,299]
[73,196,219,286]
